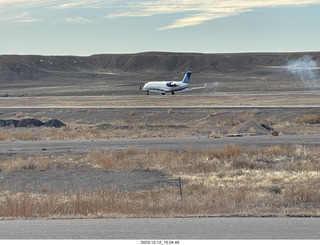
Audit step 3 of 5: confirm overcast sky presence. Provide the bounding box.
[1,0,320,55]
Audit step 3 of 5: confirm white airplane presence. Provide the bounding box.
[140,71,207,95]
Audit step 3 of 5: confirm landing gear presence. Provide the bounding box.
[171,91,175,95]
[147,91,149,95]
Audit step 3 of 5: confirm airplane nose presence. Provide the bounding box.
[140,84,147,90]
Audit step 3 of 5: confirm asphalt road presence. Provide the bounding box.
[0,217,319,239]
[1,135,320,155]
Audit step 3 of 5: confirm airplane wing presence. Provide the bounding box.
[148,89,166,93]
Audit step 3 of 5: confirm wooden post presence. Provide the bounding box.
[178,177,183,202]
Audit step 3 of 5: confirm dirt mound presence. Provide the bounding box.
[0,119,66,128]
[228,120,271,136]
[17,119,44,127]
[44,119,66,128]
[0,119,19,127]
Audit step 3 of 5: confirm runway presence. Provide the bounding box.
[0,105,319,109]
[0,92,319,109]
[0,217,319,239]
[1,135,320,155]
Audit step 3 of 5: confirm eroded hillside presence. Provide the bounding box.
[1,52,319,96]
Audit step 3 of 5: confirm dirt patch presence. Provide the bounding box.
[228,120,272,136]
[0,168,178,193]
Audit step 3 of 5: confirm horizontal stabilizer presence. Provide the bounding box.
[192,83,207,90]
[184,83,207,91]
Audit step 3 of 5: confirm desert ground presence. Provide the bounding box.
[0,52,320,218]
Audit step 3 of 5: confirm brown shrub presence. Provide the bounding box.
[297,114,320,124]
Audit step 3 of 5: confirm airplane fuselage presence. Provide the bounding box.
[140,71,204,95]
[142,81,188,94]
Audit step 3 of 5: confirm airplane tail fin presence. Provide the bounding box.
[181,71,192,84]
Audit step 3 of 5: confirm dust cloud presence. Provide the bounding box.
[287,55,319,91]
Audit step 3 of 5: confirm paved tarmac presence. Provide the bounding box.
[1,135,320,155]
[0,217,319,239]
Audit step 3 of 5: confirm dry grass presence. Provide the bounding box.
[216,111,258,127]
[0,121,193,141]
[297,114,320,124]
[1,145,320,218]
[274,113,320,135]
[86,144,320,174]
[0,154,89,173]
[1,110,320,142]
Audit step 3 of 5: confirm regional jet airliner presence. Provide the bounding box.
[140,71,206,95]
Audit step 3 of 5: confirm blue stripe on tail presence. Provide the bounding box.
[182,71,192,84]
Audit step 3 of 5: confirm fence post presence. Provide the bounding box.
[178,177,183,202]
